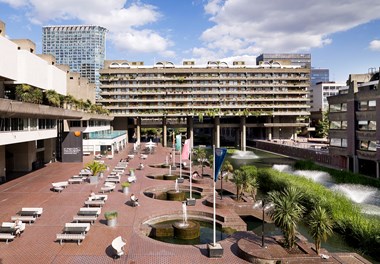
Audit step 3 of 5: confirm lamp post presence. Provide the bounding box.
[253,199,274,248]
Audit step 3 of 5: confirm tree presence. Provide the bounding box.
[86,161,107,176]
[194,147,207,176]
[241,166,259,201]
[315,111,329,138]
[307,206,334,254]
[269,187,305,248]
[45,90,61,107]
[232,169,245,201]
[219,160,233,200]
[15,84,43,104]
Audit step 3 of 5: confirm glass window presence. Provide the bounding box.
[330,138,342,147]
[368,141,377,151]
[330,121,341,129]
[341,121,347,129]
[368,121,376,130]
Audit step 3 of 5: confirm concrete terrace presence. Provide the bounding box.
[0,143,373,264]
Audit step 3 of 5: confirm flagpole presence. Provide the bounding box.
[189,146,193,199]
[179,141,182,179]
[213,145,216,246]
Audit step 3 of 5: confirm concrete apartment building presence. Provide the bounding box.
[328,70,380,178]
[98,59,310,149]
[0,20,117,182]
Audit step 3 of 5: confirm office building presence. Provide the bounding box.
[42,25,107,98]
[328,70,380,178]
[311,68,329,85]
[309,82,346,112]
[99,60,310,149]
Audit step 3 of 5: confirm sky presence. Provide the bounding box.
[1,0,380,82]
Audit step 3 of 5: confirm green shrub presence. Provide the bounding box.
[257,167,380,261]
[104,211,118,220]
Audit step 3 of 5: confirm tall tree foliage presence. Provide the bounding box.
[315,111,329,138]
[307,206,334,254]
[269,187,305,248]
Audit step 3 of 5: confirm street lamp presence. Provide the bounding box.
[253,199,274,248]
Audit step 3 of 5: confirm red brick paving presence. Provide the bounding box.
[0,144,250,264]
[0,144,372,264]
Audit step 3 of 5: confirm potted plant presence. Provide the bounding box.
[121,182,130,194]
[104,211,118,227]
[86,161,107,184]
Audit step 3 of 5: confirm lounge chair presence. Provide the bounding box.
[111,236,126,259]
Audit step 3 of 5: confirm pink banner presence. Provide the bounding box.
[181,139,190,161]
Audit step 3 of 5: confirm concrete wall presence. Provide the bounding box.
[7,141,36,171]
[0,37,18,80]
[67,72,96,103]
[0,145,5,179]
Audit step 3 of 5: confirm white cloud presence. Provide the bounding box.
[369,40,380,51]
[198,0,380,58]
[3,0,173,55]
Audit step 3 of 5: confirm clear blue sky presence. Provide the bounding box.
[1,0,380,82]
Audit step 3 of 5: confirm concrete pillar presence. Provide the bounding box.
[214,117,220,148]
[240,117,246,151]
[0,145,5,180]
[268,128,272,141]
[346,156,350,171]
[136,117,141,142]
[162,116,167,147]
[187,117,194,149]
[353,156,359,173]
[377,161,380,179]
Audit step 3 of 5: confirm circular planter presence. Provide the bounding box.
[173,220,200,240]
[166,190,186,201]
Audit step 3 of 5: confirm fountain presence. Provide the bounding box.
[172,202,200,240]
[331,184,378,204]
[164,165,178,180]
[166,179,186,201]
[231,150,259,159]
[272,164,380,215]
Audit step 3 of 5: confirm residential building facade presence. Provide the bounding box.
[99,60,310,149]
[328,71,380,178]
[256,53,311,68]
[42,25,107,98]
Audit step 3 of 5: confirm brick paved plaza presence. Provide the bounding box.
[0,143,372,264]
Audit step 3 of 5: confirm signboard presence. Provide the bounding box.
[61,132,83,163]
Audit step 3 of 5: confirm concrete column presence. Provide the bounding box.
[353,156,359,173]
[214,116,220,148]
[136,117,141,142]
[346,156,350,171]
[240,117,246,151]
[0,145,5,180]
[162,116,167,147]
[268,128,272,141]
[377,161,380,179]
[187,117,194,149]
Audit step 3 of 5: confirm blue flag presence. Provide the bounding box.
[214,148,227,182]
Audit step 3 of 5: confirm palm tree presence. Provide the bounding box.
[307,206,334,254]
[220,160,233,199]
[194,147,207,177]
[232,169,245,201]
[45,90,61,107]
[269,187,305,248]
[15,84,43,104]
[86,161,107,176]
[241,166,258,201]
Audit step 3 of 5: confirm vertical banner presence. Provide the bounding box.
[214,148,227,182]
[175,134,181,151]
[182,139,190,160]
